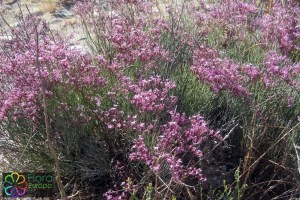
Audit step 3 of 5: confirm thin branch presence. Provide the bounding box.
[239,122,300,182]
[35,25,67,199]
[293,142,300,175]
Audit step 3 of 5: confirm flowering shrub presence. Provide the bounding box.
[0,0,300,199]
[0,15,107,122]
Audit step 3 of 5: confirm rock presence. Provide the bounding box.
[0,4,12,11]
[54,8,73,18]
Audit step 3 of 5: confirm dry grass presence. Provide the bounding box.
[39,0,60,13]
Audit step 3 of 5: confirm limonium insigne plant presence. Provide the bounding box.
[0,0,300,199]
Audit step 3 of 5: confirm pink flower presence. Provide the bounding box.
[192,46,249,97]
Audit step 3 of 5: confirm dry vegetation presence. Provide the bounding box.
[39,0,59,13]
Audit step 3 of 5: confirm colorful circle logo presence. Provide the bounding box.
[2,172,28,197]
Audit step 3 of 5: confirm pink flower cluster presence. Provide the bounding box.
[130,76,177,112]
[74,0,168,69]
[130,112,221,183]
[125,114,155,134]
[209,0,257,25]
[109,17,168,66]
[192,46,300,101]
[192,0,258,39]
[191,46,249,96]
[242,64,260,81]
[257,1,300,54]
[243,51,300,107]
[101,105,127,130]
[262,51,300,89]
[129,135,154,166]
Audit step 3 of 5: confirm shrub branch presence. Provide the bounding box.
[35,26,67,199]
